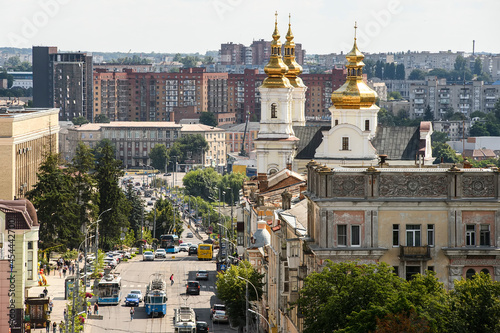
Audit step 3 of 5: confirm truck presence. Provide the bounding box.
[174,306,197,333]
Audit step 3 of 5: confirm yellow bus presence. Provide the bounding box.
[198,244,213,261]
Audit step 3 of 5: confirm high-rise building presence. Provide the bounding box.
[93,69,129,121]
[32,46,93,122]
[220,43,246,65]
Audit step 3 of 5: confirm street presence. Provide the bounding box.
[85,211,234,333]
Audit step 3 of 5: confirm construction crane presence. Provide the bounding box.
[239,107,251,157]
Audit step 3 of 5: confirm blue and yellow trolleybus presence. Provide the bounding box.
[97,273,122,305]
[160,234,180,253]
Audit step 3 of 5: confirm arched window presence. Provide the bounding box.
[271,103,277,118]
[466,268,476,280]
[481,268,490,275]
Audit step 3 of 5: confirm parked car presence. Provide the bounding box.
[164,173,172,176]
[143,251,154,261]
[147,201,154,206]
[196,270,209,280]
[103,258,117,268]
[179,243,190,252]
[212,310,229,323]
[186,281,200,295]
[196,321,209,333]
[186,232,194,238]
[129,290,143,302]
[210,304,226,319]
[188,246,198,256]
[155,249,167,258]
[117,250,131,259]
[125,293,140,307]
[151,196,157,201]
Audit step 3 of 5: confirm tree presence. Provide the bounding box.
[432,142,460,164]
[72,116,88,126]
[125,184,144,243]
[203,56,215,65]
[296,261,404,333]
[408,69,426,80]
[0,70,14,88]
[474,58,483,76]
[470,111,486,119]
[218,172,247,205]
[183,168,221,201]
[216,260,264,330]
[454,55,466,72]
[395,63,406,80]
[26,153,78,250]
[94,114,110,123]
[424,105,434,121]
[388,91,402,100]
[199,111,218,127]
[469,122,489,137]
[4,56,21,69]
[378,108,395,127]
[167,134,208,165]
[375,60,384,79]
[431,131,449,144]
[94,140,131,250]
[448,272,500,332]
[150,144,167,171]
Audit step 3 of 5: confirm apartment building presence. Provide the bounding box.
[302,69,346,119]
[408,77,500,119]
[32,46,93,122]
[0,108,59,200]
[221,122,260,154]
[220,40,304,67]
[93,69,129,121]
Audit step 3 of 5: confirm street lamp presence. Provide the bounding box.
[248,309,270,333]
[93,208,112,275]
[72,235,94,333]
[237,276,260,332]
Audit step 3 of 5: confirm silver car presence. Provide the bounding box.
[143,251,154,261]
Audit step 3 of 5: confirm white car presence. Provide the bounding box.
[103,258,117,268]
[117,250,131,259]
[155,249,167,258]
[179,243,190,252]
[129,289,143,302]
[143,251,154,261]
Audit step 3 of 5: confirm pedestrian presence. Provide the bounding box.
[46,264,51,276]
[43,287,48,297]
[45,320,50,333]
[59,321,64,333]
[58,266,62,278]
[94,302,99,315]
[87,304,92,317]
[62,265,67,278]
[170,274,174,286]
[52,321,57,333]
[130,307,135,320]
[63,309,67,322]
[48,298,53,312]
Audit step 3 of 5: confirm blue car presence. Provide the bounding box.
[125,293,140,307]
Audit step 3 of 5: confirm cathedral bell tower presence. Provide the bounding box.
[256,12,298,175]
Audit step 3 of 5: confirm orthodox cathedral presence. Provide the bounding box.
[256,16,434,176]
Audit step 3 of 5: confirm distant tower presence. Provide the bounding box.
[283,14,307,127]
[256,12,297,175]
[315,23,379,161]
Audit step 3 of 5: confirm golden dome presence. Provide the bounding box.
[262,12,292,89]
[331,23,378,109]
[283,14,305,88]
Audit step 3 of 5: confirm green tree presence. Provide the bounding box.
[199,111,218,127]
[388,91,402,100]
[203,56,215,65]
[395,63,406,80]
[0,70,14,88]
[183,167,221,201]
[469,122,489,136]
[150,144,167,171]
[94,114,110,123]
[493,99,500,123]
[408,69,426,80]
[470,111,486,119]
[218,172,247,205]
[378,108,395,126]
[4,56,21,69]
[454,55,467,72]
[72,116,88,126]
[216,260,264,330]
[296,261,404,333]
[375,60,384,78]
[167,134,209,165]
[26,153,78,250]
[448,272,500,332]
[431,131,448,144]
[125,184,144,243]
[424,105,434,121]
[474,58,483,75]
[94,140,131,250]
[432,142,460,164]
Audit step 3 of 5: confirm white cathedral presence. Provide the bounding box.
[256,17,434,176]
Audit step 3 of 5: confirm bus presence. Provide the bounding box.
[160,234,180,253]
[198,244,213,261]
[97,273,122,305]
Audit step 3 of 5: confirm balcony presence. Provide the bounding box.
[414,89,425,94]
[399,246,431,260]
[459,94,470,99]
[414,99,424,104]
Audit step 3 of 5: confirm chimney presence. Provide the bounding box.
[257,173,268,192]
[299,184,307,200]
[286,161,292,171]
[281,190,292,210]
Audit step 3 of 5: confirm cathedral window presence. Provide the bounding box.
[341,137,349,151]
[271,103,277,118]
[365,120,370,131]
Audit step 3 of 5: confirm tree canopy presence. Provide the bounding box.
[72,116,89,126]
[150,144,167,171]
[167,134,208,165]
[199,111,218,127]
[94,114,110,123]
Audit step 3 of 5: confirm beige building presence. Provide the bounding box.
[0,108,59,200]
[64,122,226,170]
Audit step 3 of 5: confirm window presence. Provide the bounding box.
[466,225,475,246]
[406,225,421,246]
[365,120,370,131]
[393,224,399,246]
[338,225,347,246]
[342,137,349,151]
[466,268,476,279]
[335,119,338,126]
[393,266,399,276]
[351,225,360,246]
[427,224,434,247]
[480,225,490,246]
[271,103,277,118]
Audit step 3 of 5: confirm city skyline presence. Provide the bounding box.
[2,0,499,55]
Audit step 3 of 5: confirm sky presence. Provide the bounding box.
[2,0,499,55]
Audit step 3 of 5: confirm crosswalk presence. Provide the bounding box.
[122,284,215,290]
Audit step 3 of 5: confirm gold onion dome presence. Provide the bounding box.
[283,14,305,88]
[262,12,292,89]
[331,23,378,109]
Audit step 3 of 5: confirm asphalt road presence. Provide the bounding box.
[86,224,234,333]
